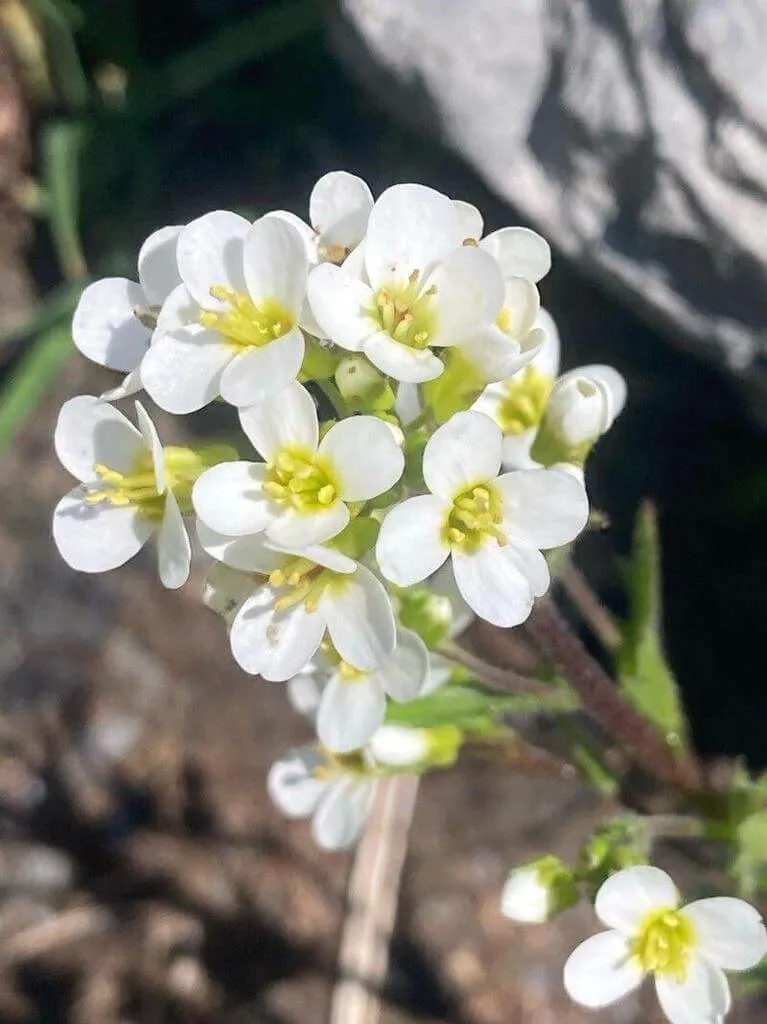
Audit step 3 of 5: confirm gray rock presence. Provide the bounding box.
[330,0,767,412]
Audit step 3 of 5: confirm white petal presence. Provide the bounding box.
[684,898,767,971]
[426,246,504,348]
[243,215,308,316]
[203,562,256,624]
[453,200,483,241]
[310,170,373,250]
[501,428,539,470]
[561,363,627,428]
[452,544,534,628]
[230,588,326,681]
[263,540,357,575]
[55,395,143,482]
[306,262,376,352]
[501,867,550,924]
[53,489,153,573]
[157,489,191,589]
[375,495,449,586]
[506,540,550,597]
[137,224,182,305]
[423,411,502,499]
[563,930,643,1009]
[197,522,285,573]
[502,278,541,337]
[317,673,386,753]
[134,400,165,493]
[286,670,325,718]
[140,327,231,413]
[177,210,250,308]
[264,210,317,262]
[364,184,463,290]
[266,502,349,548]
[531,308,561,378]
[99,367,143,402]
[72,278,150,372]
[394,381,421,426]
[497,468,589,550]
[322,565,396,671]
[192,462,273,536]
[376,627,430,702]
[655,955,731,1024]
[154,283,200,338]
[312,778,375,851]
[267,746,327,819]
[238,380,318,460]
[219,328,304,407]
[319,415,404,501]
[368,724,429,766]
[480,227,551,283]
[460,324,542,385]
[595,866,680,932]
[363,332,444,383]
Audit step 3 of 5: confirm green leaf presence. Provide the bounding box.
[42,121,89,282]
[732,811,767,899]
[26,0,89,109]
[616,502,690,752]
[0,322,72,450]
[385,681,577,732]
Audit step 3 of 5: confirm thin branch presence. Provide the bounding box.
[437,639,555,696]
[559,564,622,652]
[527,601,705,794]
[329,775,419,1024]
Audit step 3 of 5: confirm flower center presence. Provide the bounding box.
[267,558,344,615]
[442,483,507,553]
[631,908,696,982]
[338,660,367,682]
[200,286,293,349]
[370,270,437,350]
[497,366,552,436]
[86,452,164,519]
[262,448,339,515]
[314,748,370,780]
[317,241,351,265]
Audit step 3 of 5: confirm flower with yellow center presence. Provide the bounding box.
[195,527,396,681]
[564,865,767,1024]
[192,381,404,549]
[306,183,507,383]
[141,211,310,413]
[52,395,203,589]
[376,411,588,627]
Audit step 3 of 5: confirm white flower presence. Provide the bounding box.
[197,528,396,681]
[268,170,374,266]
[316,627,430,753]
[564,865,767,1024]
[268,744,377,851]
[72,225,182,400]
[306,183,506,383]
[141,212,309,412]
[375,411,589,627]
[192,381,403,549]
[52,396,191,588]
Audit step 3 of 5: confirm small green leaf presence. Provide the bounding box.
[732,811,767,899]
[42,120,89,282]
[616,502,690,752]
[0,322,72,449]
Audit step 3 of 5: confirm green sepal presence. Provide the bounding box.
[421,349,484,424]
[331,516,380,561]
[300,336,339,381]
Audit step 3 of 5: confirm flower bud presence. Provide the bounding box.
[531,364,626,467]
[368,724,462,769]
[501,856,578,923]
[335,355,395,412]
[397,587,454,648]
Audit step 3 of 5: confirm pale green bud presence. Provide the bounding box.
[335,355,395,412]
[501,856,578,923]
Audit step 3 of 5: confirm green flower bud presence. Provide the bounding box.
[501,855,579,923]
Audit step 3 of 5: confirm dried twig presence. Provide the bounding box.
[329,775,419,1024]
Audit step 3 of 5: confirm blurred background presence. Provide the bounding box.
[0,0,766,1020]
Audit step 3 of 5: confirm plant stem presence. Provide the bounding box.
[644,814,705,843]
[316,379,347,419]
[560,564,622,652]
[437,639,557,696]
[527,602,705,793]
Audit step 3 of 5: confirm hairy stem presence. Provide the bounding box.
[527,602,705,794]
[437,639,555,696]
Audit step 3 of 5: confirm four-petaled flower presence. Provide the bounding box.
[376,411,589,626]
[564,865,767,1024]
[192,380,403,548]
[53,396,192,588]
[141,212,309,412]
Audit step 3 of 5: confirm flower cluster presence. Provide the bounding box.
[55,173,624,852]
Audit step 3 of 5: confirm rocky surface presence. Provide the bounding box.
[330,0,767,418]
